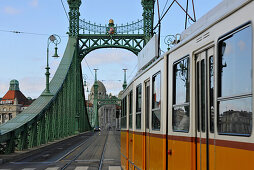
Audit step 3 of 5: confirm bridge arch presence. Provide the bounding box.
[0,0,155,154]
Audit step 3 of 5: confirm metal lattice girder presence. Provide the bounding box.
[98,99,121,109]
[0,37,91,154]
[78,34,145,57]
[79,19,144,35]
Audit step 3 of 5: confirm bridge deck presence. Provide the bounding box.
[0,130,121,170]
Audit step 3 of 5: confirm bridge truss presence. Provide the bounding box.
[0,0,155,154]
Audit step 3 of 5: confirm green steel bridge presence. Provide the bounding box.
[0,0,155,154]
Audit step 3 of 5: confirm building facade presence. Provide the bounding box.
[0,80,33,124]
[87,81,120,130]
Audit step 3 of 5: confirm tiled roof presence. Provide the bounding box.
[2,90,32,106]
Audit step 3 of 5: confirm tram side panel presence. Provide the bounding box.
[212,1,254,169]
[166,1,254,170]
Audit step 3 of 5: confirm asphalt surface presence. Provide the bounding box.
[0,130,121,170]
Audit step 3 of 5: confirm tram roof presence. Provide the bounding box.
[168,0,250,53]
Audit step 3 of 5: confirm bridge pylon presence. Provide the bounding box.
[0,0,155,154]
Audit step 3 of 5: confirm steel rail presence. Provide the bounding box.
[56,132,95,162]
[98,131,109,170]
[60,132,98,170]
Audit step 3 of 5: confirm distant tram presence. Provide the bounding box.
[120,0,254,169]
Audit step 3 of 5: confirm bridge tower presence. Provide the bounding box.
[0,0,155,154]
[67,0,155,128]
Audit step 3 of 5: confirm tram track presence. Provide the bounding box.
[59,131,109,170]
[98,131,109,170]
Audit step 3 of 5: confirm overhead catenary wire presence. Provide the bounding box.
[161,0,169,16]
[84,58,95,79]
[127,64,138,82]
[154,0,196,30]
[0,29,68,37]
[60,0,69,21]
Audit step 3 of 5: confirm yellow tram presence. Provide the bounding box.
[120,0,254,169]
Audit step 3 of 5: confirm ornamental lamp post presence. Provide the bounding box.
[123,69,127,90]
[42,34,61,96]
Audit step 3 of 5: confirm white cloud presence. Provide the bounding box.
[85,49,137,67]
[19,77,45,99]
[0,82,9,98]
[4,6,21,15]
[30,0,38,7]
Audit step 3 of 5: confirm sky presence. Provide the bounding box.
[0,0,222,99]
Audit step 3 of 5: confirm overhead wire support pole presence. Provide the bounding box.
[185,0,189,29]
[153,0,196,31]
[154,0,175,30]
[156,0,161,58]
[174,0,196,22]
[192,0,196,22]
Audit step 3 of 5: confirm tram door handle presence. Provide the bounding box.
[168,149,172,156]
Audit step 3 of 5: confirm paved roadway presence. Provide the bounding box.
[0,131,121,170]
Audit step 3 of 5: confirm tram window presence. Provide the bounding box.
[121,97,127,129]
[217,25,252,136]
[173,57,190,132]
[218,97,252,135]
[152,72,161,130]
[209,56,214,133]
[218,26,252,97]
[136,84,142,129]
[129,91,133,129]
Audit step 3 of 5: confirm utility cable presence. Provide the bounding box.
[60,0,69,21]
[84,58,95,78]
[161,0,169,16]
[127,64,138,81]
[0,29,68,37]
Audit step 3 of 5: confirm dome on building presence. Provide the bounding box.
[9,79,19,91]
[89,81,107,101]
[90,81,106,94]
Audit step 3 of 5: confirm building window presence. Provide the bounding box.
[9,113,12,120]
[152,72,161,130]
[121,97,127,128]
[136,84,142,129]
[217,25,252,136]
[173,57,190,132]
[129,91,133,129]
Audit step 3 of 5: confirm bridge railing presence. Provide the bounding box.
[0,37,91,154]
[79,19,144,35]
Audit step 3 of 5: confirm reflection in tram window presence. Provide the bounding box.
[218,97,252,135]
[209,56,214,133]
[173,106,190,131]
[136,84,142,129]
[218,26,252,97]
[201,60,205,132]
[129,91,133,129]
[218,25,252,136]
[173,57,190,132]
[121,97,127,128]
[152,72,161,130]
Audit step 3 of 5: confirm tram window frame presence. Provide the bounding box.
[129,91,133,129]
[152,71,161,131]
[217,24,252,137]
[172,56,190,133]
[121,97,127,129]
[136,84,142,130]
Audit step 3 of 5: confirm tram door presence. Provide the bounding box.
[195,47,214,170]
[145,80,150,170]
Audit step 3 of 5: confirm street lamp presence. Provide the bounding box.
[42,34,61,96]
[122,69,127,90]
